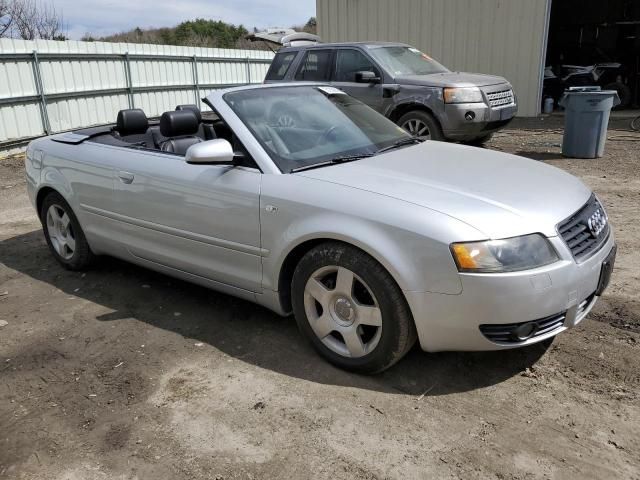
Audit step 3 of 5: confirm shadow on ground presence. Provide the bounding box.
[1,230,551,397]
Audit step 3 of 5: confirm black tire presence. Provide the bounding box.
[397,110,444,141]
[291,242,417,374]
[604,82,631,110]
[40,191,95,270]
[463,133,493,147]
[631,116,640,132]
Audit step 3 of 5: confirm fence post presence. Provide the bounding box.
[31,50,51,134]
[245,57,251,84]
[192,55,200,108]
[124,52,134,108]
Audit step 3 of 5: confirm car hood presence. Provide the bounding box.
[296,142,592,239]
[396,71,508,88]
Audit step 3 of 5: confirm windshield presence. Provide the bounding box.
[224,86,411,172]
[368,46,449,76]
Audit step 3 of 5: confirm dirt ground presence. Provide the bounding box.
[1,115,639,480]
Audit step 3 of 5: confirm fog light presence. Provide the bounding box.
[465,111,476,121]
[513,322,538,341]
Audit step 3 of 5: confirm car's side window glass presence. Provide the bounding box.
[265,52,297,81]
[334,49,380,82]
[294,49,333,81]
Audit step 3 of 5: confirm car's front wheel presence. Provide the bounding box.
[397,110,444,141]
[291,242,417,374]
[41,191,94,270]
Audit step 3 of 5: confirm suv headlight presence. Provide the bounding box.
[450,234,559,273]
[444,87,484,104]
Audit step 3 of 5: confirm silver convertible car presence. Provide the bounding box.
[25,83,616,373]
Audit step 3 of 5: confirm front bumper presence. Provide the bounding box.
[441,102,517,141]
[405,233,615,352]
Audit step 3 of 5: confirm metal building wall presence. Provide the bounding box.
[317,0,551,117]
[0,39,273,147]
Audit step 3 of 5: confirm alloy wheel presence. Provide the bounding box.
[401,118,431,140]
[46,204,76,260]
[303,265,383,358]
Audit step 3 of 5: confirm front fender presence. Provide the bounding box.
[385,86,444,119]
[260,175,476,296]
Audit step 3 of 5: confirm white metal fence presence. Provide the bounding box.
[0,39,274,149]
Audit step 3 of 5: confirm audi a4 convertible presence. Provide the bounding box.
[25,83,616,373]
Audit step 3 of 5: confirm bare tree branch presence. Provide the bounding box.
[1,0,65,40]
[0,0,12,37]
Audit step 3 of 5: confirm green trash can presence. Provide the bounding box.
[558,87,620,158]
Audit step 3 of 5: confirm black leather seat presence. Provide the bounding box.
[176,104,217,140]
[159,110,203,155]
[116,108,153,147]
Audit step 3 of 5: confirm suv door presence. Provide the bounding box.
[331,48,384,112]
[293,49,334,82]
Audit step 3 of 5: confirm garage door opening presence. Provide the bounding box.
[543,0,640,110]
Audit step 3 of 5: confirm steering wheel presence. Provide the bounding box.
[269,102,300,128]
[316,125,347,146]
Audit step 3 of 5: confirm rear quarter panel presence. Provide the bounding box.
[30,137,116,253]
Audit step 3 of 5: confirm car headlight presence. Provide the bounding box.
[450,234,559,273]
[443,87,484,104]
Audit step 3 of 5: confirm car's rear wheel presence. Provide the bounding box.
[291,242,417,374]
[397,110,444,141]
[41,191,94,270]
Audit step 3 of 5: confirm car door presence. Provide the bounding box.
[108,146,262,293]
[331,48,385,112]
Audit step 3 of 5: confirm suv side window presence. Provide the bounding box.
[334,49,380,82]
[265,51,298,81]
[294,49,333,81]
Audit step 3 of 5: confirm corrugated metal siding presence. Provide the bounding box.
[0,39,273,145]
[317,0,550,116]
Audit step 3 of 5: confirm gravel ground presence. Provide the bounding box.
[1,115,639,479]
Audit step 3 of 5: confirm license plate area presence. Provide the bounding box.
[596,245,617,296]
[499,106,515,120]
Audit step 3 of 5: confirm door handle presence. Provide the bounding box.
[117,171,134,184]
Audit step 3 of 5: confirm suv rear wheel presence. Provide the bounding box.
[397,110,444,141]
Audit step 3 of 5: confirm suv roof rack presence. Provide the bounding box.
[246,28,321,48]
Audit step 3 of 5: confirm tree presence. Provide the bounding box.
[1,0,12,37]
[0,0,65,40]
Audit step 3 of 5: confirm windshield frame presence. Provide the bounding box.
[222,85,413,174]
[367,45,450,77]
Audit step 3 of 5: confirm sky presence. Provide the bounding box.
[53,0,316,40]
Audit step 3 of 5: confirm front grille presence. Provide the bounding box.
[486,89,515,108]
[557,195,609,262]
[480,311,566,344]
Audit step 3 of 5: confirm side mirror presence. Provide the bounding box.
[355,71,380,84]
[185,139,234,165]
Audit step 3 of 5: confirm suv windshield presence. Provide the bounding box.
[368,46,449,76]
[223,86,411,172]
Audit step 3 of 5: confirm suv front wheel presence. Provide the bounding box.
[397,110,444,141]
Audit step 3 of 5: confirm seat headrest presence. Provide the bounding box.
[160,110,199,137]
[116,108,148,135]
[176,104,202,123]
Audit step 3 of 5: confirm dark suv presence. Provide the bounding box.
[264,41,517,144]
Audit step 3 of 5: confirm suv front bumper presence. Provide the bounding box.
[441,102,517,141]
[405,233,615,352]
